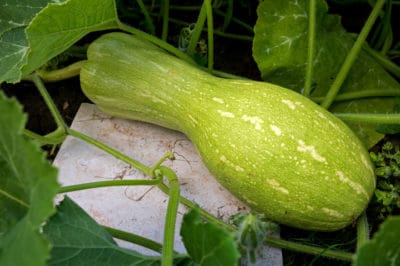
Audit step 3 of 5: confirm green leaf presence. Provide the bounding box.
[0,91,60,266]
[0,27,30,83]
[22,0,119,76]
[180,208,240,266]
[0,0,119,83]
[0,0,51,35]
[0,0,60,83]
[252,0,400,147]
[354,216,400,266]
[44,196,161,266]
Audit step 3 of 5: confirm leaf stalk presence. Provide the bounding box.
[321,0,387,109]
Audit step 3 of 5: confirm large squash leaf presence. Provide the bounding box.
[253,0,400,148]
[44,196,162,266]
[0,0,119,83]
[0,91,60,266]
[0,0,52,35]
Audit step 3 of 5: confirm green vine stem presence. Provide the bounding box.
[216,10,254,33]
[265,237,354,262]
[36,60,85,82]
[148,4,254,33]
[204,0,214,72]
[186,2,207,57]
[356,211,370,249]
[157,166,180,266]
[161,0,170,41]
[304,0,316,97]
[31,74,68,130]
[157,13,252,41]
[157,182,234,232]
[136,0,155,35]
[58,178,162,193]
[371,0,392,52]
[221,0,233,32]
[312,89,400,103]
[334,113,400,124]
[320,0,387,109]
[151,151,174,174]
[104,225,165,254]
[363,44,400,78]
[67,128,153,176]
[117,20,195,65]
[24,127,66,145]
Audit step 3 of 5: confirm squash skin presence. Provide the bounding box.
[80,32,376,231]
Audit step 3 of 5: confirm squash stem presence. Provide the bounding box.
[24,128,66,146]
[67,128,153,176]
[31,74,68,131]
[264,237,354,262]
[151,151,174,174]
[320,0,387,109]
[334,113,400,124]
[136,0,156,35]
[161,0,170,41]
[36,60,86,82]
[104,225,164,254]
[154,12,253,41]
[356,211,370,249]
[186,2,207,57]
[303,0,316,97]
[221,0,233,32]
[58,178,161,193]
[311,89,400,103]
[363,43,400,78]
[117,21,195,65]
[204,0,214,72]
[158,166,180,266]
[157,182,235,232]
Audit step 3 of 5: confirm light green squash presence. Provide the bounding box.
[80,32,376,231]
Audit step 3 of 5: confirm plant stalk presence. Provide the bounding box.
[186,2,207,57]
[161,0,170,41]
[265,237,354,261]
[24,127,66,145]
[36,60,85,82]
[31,74,68,130]
[356,212,370,249]
[221,0,233,32]
[158,166,180,266]
[67,128,152,176]
[104,225,164,253]
[58,178,161,193]
[334,113,400,124]
[157,182,235,232]
[205,0,214,72]
[363,44,400,78]
[136,0,155,35]
[312,89,400,103]
[304,0,316,97]
[117,21,195,65]
[321,0,387,109]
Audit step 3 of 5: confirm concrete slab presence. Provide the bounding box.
[53,103,282,265]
